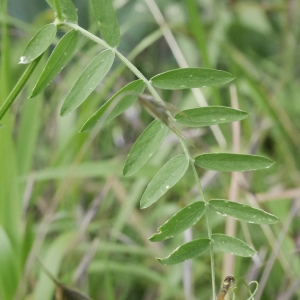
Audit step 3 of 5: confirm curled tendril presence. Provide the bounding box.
[233,277,259,300]
[246,281,259,300]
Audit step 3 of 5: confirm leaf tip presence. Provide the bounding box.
[156,258,166,265]
[122,167,131,177]
[140,202,147,209]
[60,107,68,117]
[149,235,156,242]
[29,89,38,98]
[149,233,161,242]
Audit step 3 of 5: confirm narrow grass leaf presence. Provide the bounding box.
[19,23,57,64]
[209,199,279,224]
[30,30,79,98]
[150,201,206,242]
[0,226,19,300]
[175,106,249,127]
[157,238,210,265]
[34,233,77,300]
[46,0,78,23]
[194,153,274,172]
[91,0,120,47]
[89,261,163,283]
[60,49,115,116]
[123,119,169,177]
[140,155,189,209]
[212,234,256,257]
[150,68,235,90]
[81,80,145,132]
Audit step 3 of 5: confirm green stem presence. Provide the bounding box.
[53,0,63,21]
[0,55,42,121]
[62,21,216,299]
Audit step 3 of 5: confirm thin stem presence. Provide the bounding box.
[206,215,216,299]
[0,55,42,121]
[53,0,63,21]
[61,21,216,299]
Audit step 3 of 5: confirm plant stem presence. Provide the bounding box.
[0,55,42,121]
[53,0,62,21]
[62,21,216,299]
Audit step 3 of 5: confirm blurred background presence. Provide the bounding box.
[1,0,300,299]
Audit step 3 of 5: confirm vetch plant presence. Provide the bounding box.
[0,0,279,298]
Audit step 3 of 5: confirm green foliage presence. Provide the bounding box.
[175,106,249,127]
[60,50,115,116]
[212,234,256,257]
[30,29,79,98]
[150,68,235,90]
[81,80,146,132]
[46,0,78,23]
[150,201,206,242]
[140,155,189,209]
[19,23,57,64]
[209,199,279,224]
[91,0,120,47]
[194,153,274,172]
[2,0,298,299]
[157,238,211,265]
[123,119,169,177]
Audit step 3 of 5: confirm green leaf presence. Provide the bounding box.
[33,233,77,300]
[175,106,249,127]
[140,155,189,209]
[0,226,19,300]
[194,153,275,172]
[91,0,120,47]
[46,0,78,23]
[209,199,279,224]
[19,23,57,64]
[81,80,146,132]
[157,238,210,265]
[60,49,115,116]
[150,201,206,242]
[212,234,256,257]
[150,68,235,90]
[123,120,169,177]
[30,30,79,98]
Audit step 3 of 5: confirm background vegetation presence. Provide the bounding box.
[0,0,300,299]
